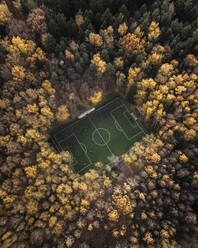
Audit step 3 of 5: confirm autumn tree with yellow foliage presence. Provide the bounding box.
[91,53,106,73]
[88,91,103,105]
[118,22,128,36]
[148,21,160,41]
[88,33,103,47]
[119,33,146,57]
[56,105,70,122]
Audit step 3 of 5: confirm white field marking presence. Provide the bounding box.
[79,142,124,174]
[80,155,123,174]
[123,110,137,128]
[55,137,75,175]
[111,108,137,140]
[78,163,92,174]
[113,101,147,137]
[54,118,81,139]
[80,142,87,153]
[92,128,111,146]
[111,108,144,140]
[51,136,62,153]
[72,135,92,168]
[97,157,123,173]
[135,120,147,136]
[59,133,92,168]
[58,97,126,171]
[113,117,144,140]
[78,107,95,119]
[131,112,138,121]
[54,97,146,174]
[121,101,147,136]
[54,97,121,138]
[62,145,78,166]
[58,135,76,156]
[114,120,122,132]
[90,98,146,139]
[53,135,64,152]
[87,115,113,156]
[89,97,121,114]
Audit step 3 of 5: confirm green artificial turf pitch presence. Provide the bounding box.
[50,97,147,174]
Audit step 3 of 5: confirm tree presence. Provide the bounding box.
[91,53,106,74]
[127,85,137,103]
[56,105,70,122]
[118,22,128,36]
[0,1,12,24]
[5,0,24,19]
[89,91,103,105]
[101,8,115,29]
[108,209,119,222]
[148,22,160,41]
[0,45,7,63]
[118,33,145,57]
[119,4,129,18]
[88,32,103,47]
[181,25,193,40]
[65,18,78,39]
[101,48,109,62]
[75,62,83,74]
[45,34,56,53]
[20,0,37,16]
[106,63,115,76]
[51,71,58,80]
[96,71,102,80]
[65,49,74,61]
[151,8,160,22]
[89,0,97,12]
[11,65,25,81]
[55,13,67,37]
[24,166,37,178]
[174,0,197,22]
[27,8,47,34]
[75,13,84,27]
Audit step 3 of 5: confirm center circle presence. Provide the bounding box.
[92,128,111,146]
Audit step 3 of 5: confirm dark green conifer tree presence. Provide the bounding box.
[45,34,56,53]
[0,45,7,63]
[106,63,115,76]
[101,49,110,63]
[174,0,197,22]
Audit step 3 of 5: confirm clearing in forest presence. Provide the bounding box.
[50,97,147,174]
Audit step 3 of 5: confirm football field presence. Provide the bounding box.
[50,97,147,174]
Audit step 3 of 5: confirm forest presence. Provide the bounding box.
[0,0,198,247]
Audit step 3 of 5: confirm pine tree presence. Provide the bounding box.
[119,4,129,18]
[101,49,110,62]
[45,34,56,53]
[106,63,115,76]
[181,25,193,40]
[171,19,183,35]
[75,62,83,74]
[0,24,6,38]
[151,8,160,22]
[55,13,67,36]
[48,18,59,38]
[0,45,7,63]
[174,0,197,22]
[58,0,70,17]
[101,8,115,29]
[89,0,97,13]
